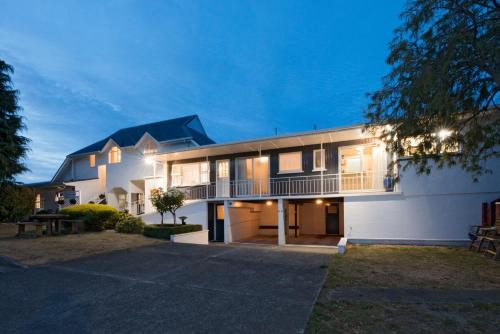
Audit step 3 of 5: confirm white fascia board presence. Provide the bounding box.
[100,138,121,153]
[134,132,160,149]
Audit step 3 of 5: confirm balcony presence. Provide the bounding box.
[179,171,392,200]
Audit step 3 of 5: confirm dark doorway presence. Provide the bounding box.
[208,203,225,242]
[325,203,340,235]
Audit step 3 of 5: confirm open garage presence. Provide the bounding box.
[217,198,344,246]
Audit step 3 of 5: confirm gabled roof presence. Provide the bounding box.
[69,115,215,156]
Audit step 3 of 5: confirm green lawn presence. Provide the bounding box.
[306,245,500,333]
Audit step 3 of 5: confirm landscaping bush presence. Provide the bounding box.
[115,212,144,234]
[60,204,118,231]
[143,224,202,240]
[0,183,34,222]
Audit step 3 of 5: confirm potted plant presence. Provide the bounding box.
[383,174,394,192]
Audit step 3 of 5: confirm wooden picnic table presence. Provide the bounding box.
[30,214,70,235]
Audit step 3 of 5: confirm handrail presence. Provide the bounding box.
[177,171,391,200]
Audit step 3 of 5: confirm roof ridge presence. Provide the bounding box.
[115,115,197,132]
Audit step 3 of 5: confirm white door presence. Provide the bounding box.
[98,165,106,194]
[216,160,230,197]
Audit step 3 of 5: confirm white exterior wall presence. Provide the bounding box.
[65,179,100,204]
[344,159,500,244]
[141,200,208,228]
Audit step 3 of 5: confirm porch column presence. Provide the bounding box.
[223,200,232,244]
[278,198,288,245]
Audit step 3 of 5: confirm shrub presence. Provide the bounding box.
[60,204,118,231]
[0,183,34,222]
[115,212,144,234]
[143,224,202,239]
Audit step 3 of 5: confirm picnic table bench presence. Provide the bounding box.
[30,214,70,235]
[60,219,84,234]
[16,221,47,237]
[16,215,83,237]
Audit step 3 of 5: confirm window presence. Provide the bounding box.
[345,157,362,173]
[144,141,157,155]
[35,193,41,209]
[108,146,121,164]
[217,160,229,178]
[313,149,325,171]
[89,154,96,168]
[171,162,210,186]
[279,152,302,173]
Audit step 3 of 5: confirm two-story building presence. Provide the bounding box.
[49,115,214,214]
[35,114,500,247]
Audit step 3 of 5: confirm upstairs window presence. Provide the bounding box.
[89,154,96,168]
[171,162,210,186]
[108,146,121,164]
[144,141,157,155]
[313,149,325,171]
[279,152,302,173]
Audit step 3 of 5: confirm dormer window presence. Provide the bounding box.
[144,141,157,155]
[108,146,121,164]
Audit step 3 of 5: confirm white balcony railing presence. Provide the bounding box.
[130,200,145,215]
[178,171,392,200]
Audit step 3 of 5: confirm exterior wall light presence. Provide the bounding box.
[316,199,323,205]
[438,129,452,140]
[266,200,273,206]
[145,156,154,165]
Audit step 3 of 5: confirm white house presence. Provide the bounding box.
[37,114,500,247]
[50,115,214,215]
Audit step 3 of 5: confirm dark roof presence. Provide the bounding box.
[69,115,215,156]
[23,181,67,189]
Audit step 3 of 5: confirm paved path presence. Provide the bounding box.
[0,243,332,334]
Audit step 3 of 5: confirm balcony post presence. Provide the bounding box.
[223,200,232,244]
[277,198,288,245]
[205,156,209,199]
[321,141,324,195]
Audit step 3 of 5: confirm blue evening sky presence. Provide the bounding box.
[0,0,404,183]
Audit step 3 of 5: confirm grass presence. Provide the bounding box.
[0,223,166,266]
[306,245,500,334]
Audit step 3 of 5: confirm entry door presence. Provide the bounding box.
[216,160,230,197]
[325,204,340,235]
[98,165,106,193]
[208,203,225,242]
[215,204,225,242]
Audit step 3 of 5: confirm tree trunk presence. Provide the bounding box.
[172,212,176,225]
[160,212,164,225]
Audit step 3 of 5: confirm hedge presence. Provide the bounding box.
[60,204,118,231]
[143,224,202,239]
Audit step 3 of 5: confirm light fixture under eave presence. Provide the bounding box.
[145,156,154,165]
[259,156,269,163]
[438,129,452,141]
[315,199,323,205]
[266,200,273,206]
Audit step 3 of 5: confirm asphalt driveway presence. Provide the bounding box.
[0,243,333,334]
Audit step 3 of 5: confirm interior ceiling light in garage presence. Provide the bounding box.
[266,200,273,206]
[316,199,323,205]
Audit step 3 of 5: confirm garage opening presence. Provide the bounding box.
[229,201,279,245]
[287,199,344,246]
[226,198,343,246]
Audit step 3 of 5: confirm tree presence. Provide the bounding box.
[150,188,185,225]
[0,59,29,183]
[366,0,499,180]
[0,183,33,222]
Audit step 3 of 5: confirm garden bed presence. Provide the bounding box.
[143,224,203,240]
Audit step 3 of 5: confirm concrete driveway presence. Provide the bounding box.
[0,243,333,334]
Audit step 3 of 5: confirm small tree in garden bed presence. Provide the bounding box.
[150,188,185,225]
